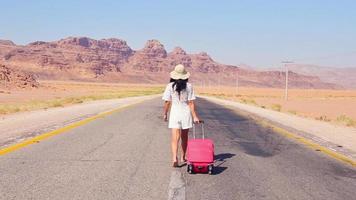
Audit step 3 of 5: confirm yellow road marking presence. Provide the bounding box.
[0,101,144,156]
[259,121,356,167]
[226,105,356,167]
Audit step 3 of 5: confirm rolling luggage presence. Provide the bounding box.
[187,121,214,174]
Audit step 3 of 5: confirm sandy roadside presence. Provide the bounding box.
[0,95,160,148]
[200,95,356,160]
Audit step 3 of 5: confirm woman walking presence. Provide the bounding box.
[162,64,201,167]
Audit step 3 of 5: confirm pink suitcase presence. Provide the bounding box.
[187,122,214,174]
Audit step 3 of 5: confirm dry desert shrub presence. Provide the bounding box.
[288,110,297,115]
[336,115,356,127]
[51,101,64,107]
[240,98,257,105]
[0,105,20,114]
[271,104,282,112]
[315,115,331,122]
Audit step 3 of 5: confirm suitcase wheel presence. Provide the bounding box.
[187,164,194,174]
[208,164,213,175]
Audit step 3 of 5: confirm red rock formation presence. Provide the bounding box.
[0,37,342,89]
[124,40,167,73]
[0,64,39,89]
[167,47,192,68]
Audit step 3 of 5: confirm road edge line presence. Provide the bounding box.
[0,99,147,156]
[257,120,356,167]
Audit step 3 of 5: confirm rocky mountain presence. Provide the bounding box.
[0,64,39,89]
[0,40,17,57]
[0,36,342,89]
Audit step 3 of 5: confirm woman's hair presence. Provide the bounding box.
[170,78,188,97]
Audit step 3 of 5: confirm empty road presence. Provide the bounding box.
[0,98,355,200]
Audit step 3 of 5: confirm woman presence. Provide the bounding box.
[162,64,200,167]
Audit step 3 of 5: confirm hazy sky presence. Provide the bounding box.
[1,0,356,68]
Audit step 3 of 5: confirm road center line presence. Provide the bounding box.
[168,170,186,200]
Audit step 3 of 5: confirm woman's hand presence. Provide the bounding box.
[193,116,200,123]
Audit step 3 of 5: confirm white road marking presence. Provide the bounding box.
[168,170,186,200]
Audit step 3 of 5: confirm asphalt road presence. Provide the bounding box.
[0,98,355,200]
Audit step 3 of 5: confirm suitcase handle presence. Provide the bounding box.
[193,121,205,139]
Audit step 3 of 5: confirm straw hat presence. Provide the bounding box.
[170,64,190,80]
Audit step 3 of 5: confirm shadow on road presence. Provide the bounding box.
[197,98,286,158]
[212,153,236,175]
[215,153,236,161]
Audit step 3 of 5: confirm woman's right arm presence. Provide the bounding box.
[188,100,200,123]
[188,84,200,123]
[163,101,171,121]
[162,84,172,121]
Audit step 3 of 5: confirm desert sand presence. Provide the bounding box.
[2,82,355,128]
[197,86,356,127]
[0,80,163,115]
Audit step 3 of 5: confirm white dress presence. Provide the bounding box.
[162,82,196,129]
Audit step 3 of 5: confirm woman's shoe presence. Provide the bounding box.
[172,161,179,167]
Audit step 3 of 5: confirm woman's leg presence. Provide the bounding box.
[180,129,189,162]
[171,128,180,165]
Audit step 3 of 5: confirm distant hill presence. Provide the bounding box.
[0,36,342,89]
[280,64,356,89]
